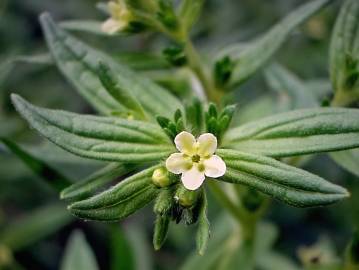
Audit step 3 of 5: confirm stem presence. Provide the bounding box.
[184,40,223,104]
[208,181,245,224]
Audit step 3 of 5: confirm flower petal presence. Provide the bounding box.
[181,166,206,190]
[197,133,217,157]
[204,155,226,178]
[101,18,124,34]
[174,131,196,156]
[166,153,190,174]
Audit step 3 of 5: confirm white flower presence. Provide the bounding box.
[166,131,226,190]
[101,0,133,34]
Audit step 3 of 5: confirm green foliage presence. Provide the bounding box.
[330,0,359,103]
[60,231,99,270]
[163,45,187,67]
[59,20,105,35]
[60,163,136,201]
[39,13,183,119]
[224,108,359,157]
[97,61,147,120]
[196,192,209,255]
[1,138,72,192]
[218,149,349,207]
[179,0,204,33]
[4,0,359,266]
[153,215,170,250]
[265,63,318,109]
[219,0,331,87]
[68,166,161,221]
[11,94,174,163]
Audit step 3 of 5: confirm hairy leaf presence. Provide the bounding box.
[68,166,160,221]
[196,192,210,255]
[1,138,72,192]
[224,0,331,87]
[224,108,359,157]
[39,13,183,118]
[12,94,174,163]
[218,149,349,207]
[60,231,99,270]
[329,0,359,93]
[153,215,170,250]
[98,62,147,120]
[60,163,136,201]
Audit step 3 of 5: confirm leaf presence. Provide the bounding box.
[1,138,72,192]
[68,166,161,221]
[12,94,174,163]
[98,62,147,120]
[125,224,154,270]
[110,225,135,270]
[60,230,99,270]
[13,53,53,65]
[39,13,183,118]
[0,204,72,251]
[224,0,331,87]
[329,0,359,93]
[59,20,106,35]
[60,163,136,201]
[153,215,170,250]
[264,63,318,110]
[217,149,349,207]
[196,192,210,255]
[179,0,205,32]
[224,108,359,157]
[330,149,359,177]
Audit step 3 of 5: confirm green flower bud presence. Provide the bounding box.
[152,167,171,188]
[175,185,199,208]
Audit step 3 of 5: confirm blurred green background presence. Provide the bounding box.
[1,0,358,269]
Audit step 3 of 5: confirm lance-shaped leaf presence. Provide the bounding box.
[222,0,331,87]
[11,94,174,163]
[60,230,99,270]
[264,63,318,110]
[60,163,136,201]
[196,191,210,255]
[329,0,359,94]
[1,138,72,192]
[223,108,359,157]
[68,166,161,221]
[217,149,349,207]
[39,13,183,118]
[98,62,147,120]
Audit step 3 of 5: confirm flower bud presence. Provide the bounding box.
[175,185,199,208]
[152,167,171,188]
[102,0,134,34]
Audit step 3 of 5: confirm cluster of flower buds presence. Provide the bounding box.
[101,0,181,36]
[151,168,206,249]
